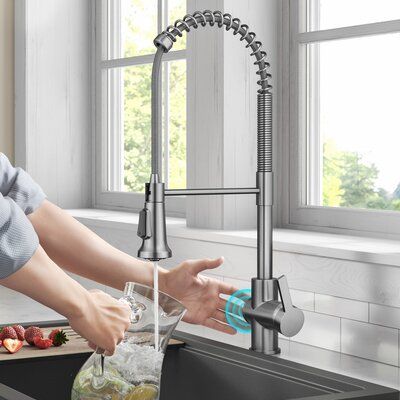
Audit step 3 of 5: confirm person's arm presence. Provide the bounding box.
[0,153,130,353]
[29,200,156,290]
[0,245,130,355]
[29,200,238,334]
[0,153,46,278]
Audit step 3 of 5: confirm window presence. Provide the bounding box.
[95,0,187,215]
[285,0,400,236]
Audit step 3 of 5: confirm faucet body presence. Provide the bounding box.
[137,10,304,355]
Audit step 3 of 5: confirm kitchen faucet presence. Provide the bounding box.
[137,10,304,355]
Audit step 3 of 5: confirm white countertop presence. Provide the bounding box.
[1,284,398,390]
[0,286,63,324]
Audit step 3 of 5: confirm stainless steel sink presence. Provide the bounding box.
[162,332,399,400]
[0,328,398,400]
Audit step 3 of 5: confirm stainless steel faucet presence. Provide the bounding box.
[137,10,304,355]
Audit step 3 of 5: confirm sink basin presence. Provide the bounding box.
[0,329,397,400]
[162,333,399,400]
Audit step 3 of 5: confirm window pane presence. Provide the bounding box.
[168,59,186,189]
[108,64,152,192]
[306,34,400,211]
[167,0,186,51]
[108,61,186,192]
[307,0,400,31]
[108,0,158,59]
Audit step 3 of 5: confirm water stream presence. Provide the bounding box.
[153,262,159,351]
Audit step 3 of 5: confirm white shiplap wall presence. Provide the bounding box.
[15,0,92,208]
[187,0,279,230]
[77,217,400,368]
[0,0,14,161]
[2,210,400,369]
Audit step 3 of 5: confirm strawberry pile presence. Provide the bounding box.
[0,325,69,354]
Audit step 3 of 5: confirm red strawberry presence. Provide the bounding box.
[48,329,69,347]
[33,336,52,349]
[25,326,43,346]
[0,340,2,348]
[3,339,23,354]
[12,325,25,341]
[0,326,17,341]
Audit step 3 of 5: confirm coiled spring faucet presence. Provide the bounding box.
[137,10,304,354]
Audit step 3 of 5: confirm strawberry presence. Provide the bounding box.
[0,340,2,348]
[48,329,69,347]
[33,336,52,349]
[25,326,43,346]
[3,339,23,354]
[12,325,25,341]
[0,326,17,341]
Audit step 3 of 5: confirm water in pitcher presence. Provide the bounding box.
[71,339,162,399]
[71,279,185,400]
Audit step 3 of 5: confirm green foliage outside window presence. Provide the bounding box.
[323,140,400,210]
[121,1,187,192]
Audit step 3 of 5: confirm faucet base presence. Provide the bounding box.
[250,347,281,356]
[248,278,280,354]
[250,321,280,355]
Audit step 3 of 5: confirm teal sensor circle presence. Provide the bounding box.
[225,289,252,334]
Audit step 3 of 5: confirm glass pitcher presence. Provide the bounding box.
[71,282,186,400]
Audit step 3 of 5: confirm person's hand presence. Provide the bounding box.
[159,257,238,334]
[68,290,131,355]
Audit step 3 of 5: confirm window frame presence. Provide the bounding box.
[93,0,186,217]
[282,0,400,238]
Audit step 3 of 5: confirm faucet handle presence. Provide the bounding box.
[242,275,304,338]
[137,209,152,239]
[276,275,304,337]
[277,275,293,312]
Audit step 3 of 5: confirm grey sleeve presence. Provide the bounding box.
[0,153,46,279]
[0,194,39,279]
[0,153,46,214]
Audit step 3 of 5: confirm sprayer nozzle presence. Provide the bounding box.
[137,177,172,261]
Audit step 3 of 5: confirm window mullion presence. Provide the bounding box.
[306,43,321,206]
[108,0,123,191]
[298,19,400,44]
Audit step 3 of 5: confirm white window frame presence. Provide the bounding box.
[282,0,400,238]
[93,0,186,217]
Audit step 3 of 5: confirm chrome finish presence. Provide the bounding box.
[165,188,260,196]
[257,93,272,171]
[137,10,304,355]
[243,276,304,343]
[137,174,172,261]
[257,205,273,280]
[257,171,273,281]
[247,278,279,354]
[160,10,272,95]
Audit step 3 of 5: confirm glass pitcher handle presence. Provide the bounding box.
[91,348,106,390]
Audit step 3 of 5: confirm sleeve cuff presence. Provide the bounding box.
[0,153,47,215]
[0,196,40,279]
[7,168,47,215]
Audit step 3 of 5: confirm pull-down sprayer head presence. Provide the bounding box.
[137,174,172,261]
